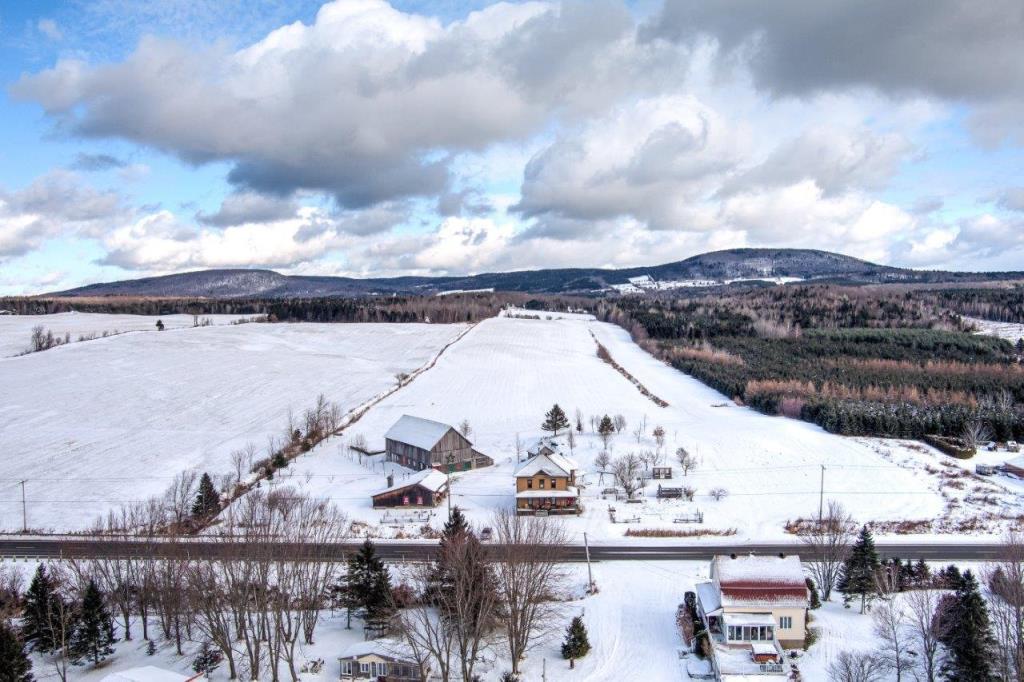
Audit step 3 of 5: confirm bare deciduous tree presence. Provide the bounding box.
[905,588,942,682]
[613,414,626,433]
[872,599,912,682]
[985,532,1024,681]
[652,425,666,452]
[676,447,699,476]
[962,420,993,452]
[611,453,642,498]
[828,650,887,682]
[459,419,472,439]
[799,500,854,601]
[490,510,569,674]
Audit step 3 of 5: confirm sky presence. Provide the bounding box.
[1,0,1023,295]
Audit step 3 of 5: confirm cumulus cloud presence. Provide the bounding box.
[996,187,1024,212]
[719,127,914,196]
[12,0,687,208]
[516,95,744,229]
[196,192,299,227]
[0,171,125,259]
[643,0,1024,144]
[100,208,345,271]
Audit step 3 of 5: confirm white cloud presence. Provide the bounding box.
[37,18,63,41]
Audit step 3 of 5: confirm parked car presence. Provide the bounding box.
[1008,441,1021,453]
[976,463,996,476]
[480,527,493,541]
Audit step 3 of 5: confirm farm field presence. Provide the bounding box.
[967,315,1024,345]
[0,311,246,357]
[261,314,1024,542]
[0,320,468,531]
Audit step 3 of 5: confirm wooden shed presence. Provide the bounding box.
[371,469,449,509]
[384,415,491,471]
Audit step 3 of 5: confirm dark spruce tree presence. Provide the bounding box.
[21,565,62,654]
[939,570,996,682]
[0,618,33,682]
[806,577,821,610]
[561,616,591,668]
[542,404,570,437]
[192,640,223,676]
[342,540,393,631]
[191,473,220,518]
[838,525,880,613]
[69,579,117,666]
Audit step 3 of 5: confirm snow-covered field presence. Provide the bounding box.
[966,316,1024,345]
[0,312,246,357]
[0,322,467,532]
[258,315,1023,542]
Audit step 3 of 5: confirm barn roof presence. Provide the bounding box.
[373,468,450,497]
[515,452,578,478]
[385,415,459,451]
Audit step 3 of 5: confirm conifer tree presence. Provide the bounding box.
[192,640,223,677]
[0,618,33,682]
[542,404,570,436]
[343,540,393,628]
[598,415,615,447]
[191,473,220,518]
[838,525,880,613]
[806,577,822,610]
[21,565,62,654]
[561,616,591,667]
[69,580,116,666]
[938,570,996,681]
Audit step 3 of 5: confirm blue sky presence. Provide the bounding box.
[1,0,1022,295]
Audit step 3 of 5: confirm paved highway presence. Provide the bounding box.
[0,537,1001,563]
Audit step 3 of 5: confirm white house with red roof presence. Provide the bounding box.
[694,554,809,680]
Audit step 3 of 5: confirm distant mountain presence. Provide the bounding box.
[49,249,1022,298]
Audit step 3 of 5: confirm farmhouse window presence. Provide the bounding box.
[551,478,557,489]
[779,616,792,629]
[340,661,352,675]
[539,478,546,489]
[527,479,533,489]
[402,496,409,505]
[416,495,423,505]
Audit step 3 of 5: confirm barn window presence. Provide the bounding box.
[402,496,409,506]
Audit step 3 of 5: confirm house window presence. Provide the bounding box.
[416,495,423,505]
[551,478,557,489]
[360,662,369,673]
[527,479,533,489]
[340,660,352,676]
[539,478,546,489]
[402,495,410,506]
[780,616,792,630]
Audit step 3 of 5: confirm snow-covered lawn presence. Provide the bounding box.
[0,312,246,357]
[260,315,1023,543]
[965,316,1024,345]
[0,322,467,532]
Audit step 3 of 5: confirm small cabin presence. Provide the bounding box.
[384,415,492,471]
[371,469,449,509]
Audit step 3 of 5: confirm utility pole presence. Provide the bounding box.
[19,480,27,534]
[818,465,825,522]
[583,531,594,593]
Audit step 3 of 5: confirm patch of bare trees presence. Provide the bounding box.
[676,447,699,476]
[611,453,642,498]
[799,500,854,602]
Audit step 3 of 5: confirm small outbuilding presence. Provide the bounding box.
[371,469,449,509]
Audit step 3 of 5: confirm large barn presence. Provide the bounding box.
[384,415,492,471]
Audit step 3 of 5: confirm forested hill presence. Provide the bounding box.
[49,248,1022,298]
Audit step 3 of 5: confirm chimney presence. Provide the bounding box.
[386,474,394,488]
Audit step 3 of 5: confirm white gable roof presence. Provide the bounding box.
[373,468,449,496]
[101,668,189,682]
[385,415,458,451]
[515,452,578,478]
